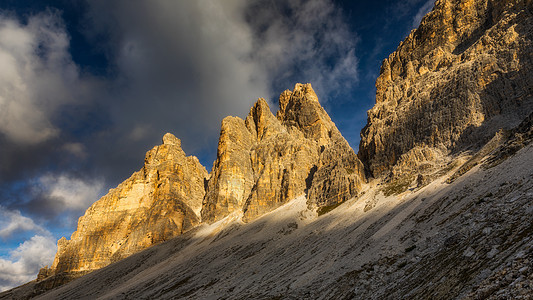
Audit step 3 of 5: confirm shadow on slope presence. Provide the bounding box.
[2,130,532,299]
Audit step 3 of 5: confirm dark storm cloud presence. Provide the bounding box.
[81,0,359,170]
[0,0,359,185]
[84,0,269,155]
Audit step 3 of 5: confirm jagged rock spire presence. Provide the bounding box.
[201,83,365,223]
[40,134,208,285]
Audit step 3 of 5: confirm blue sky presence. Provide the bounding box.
[0,0,434,291]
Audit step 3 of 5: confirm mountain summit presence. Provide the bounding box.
[1,0,532,299]
[37,133,208,287]
[360,0,533,180]
[32,83,366,291]
[202,83,365,223]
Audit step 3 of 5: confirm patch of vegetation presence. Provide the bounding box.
[317,201,344,216]
[363,202,374,212]
[382,177,413,196]
[345,167,355,174]
[435,161,459,178]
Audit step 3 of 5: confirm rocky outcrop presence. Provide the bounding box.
[202,83,365,223]
[39,133,207,281]
[201,116,256,222]
[359,0,533,178]
[486,110,533,166]
[36,84,365,289]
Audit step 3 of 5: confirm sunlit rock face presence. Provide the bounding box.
[202,83,365,223]
[42,133,207,278]
[38,84,365,287]
[359,0,533,179]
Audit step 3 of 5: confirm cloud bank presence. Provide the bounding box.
[0,0,359,183]
[0,235,56,292]
[82,0,359,157]
[0,11,91,145]
[0,207,47,239]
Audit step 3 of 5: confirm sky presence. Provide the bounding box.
[0,0,435,291]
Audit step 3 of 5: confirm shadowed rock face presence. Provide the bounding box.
[359,0,533,178]
[39,133,207,280]
[202,83,365,223]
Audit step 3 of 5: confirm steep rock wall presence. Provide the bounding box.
[202,83,365,223]
[359,0,533,178]
[40,133,207,280]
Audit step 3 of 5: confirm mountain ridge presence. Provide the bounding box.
[1,0,532,298]
[4,123,531,299]
[28,82,366,292]
[359,0,533,179]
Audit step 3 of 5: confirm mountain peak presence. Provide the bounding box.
[245,98,283,141]
[292,83,319,102]
[38,133,208,285]
[162,132,181,147]
[277,83,319,120]
[277,83,336,147]
[202,85,365,223]
[360,0,533,179]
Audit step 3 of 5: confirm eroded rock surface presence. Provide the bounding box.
[202,83,365,223]
[39,133,207,282]
[359,0,533,179]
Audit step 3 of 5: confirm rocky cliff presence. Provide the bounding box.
[4,0,533,298]
[13,120,532,300]
[38,133,207,285]
[202,83,365,223]
[34,84,364,289]
[359,0,533,180]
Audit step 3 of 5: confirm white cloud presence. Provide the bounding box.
[0,12,92,145]
[0,207,47,239]
[0,208,55,291]
[38,174,104,212]
[412,0,435,28]
[0,235,57,292]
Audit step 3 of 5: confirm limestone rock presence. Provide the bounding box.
[485,110,533,166]
[359,0,533,178]
[202,84,365,223]
[201,117,255,222]
[307,140,365,208]
[42,133,207,281]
